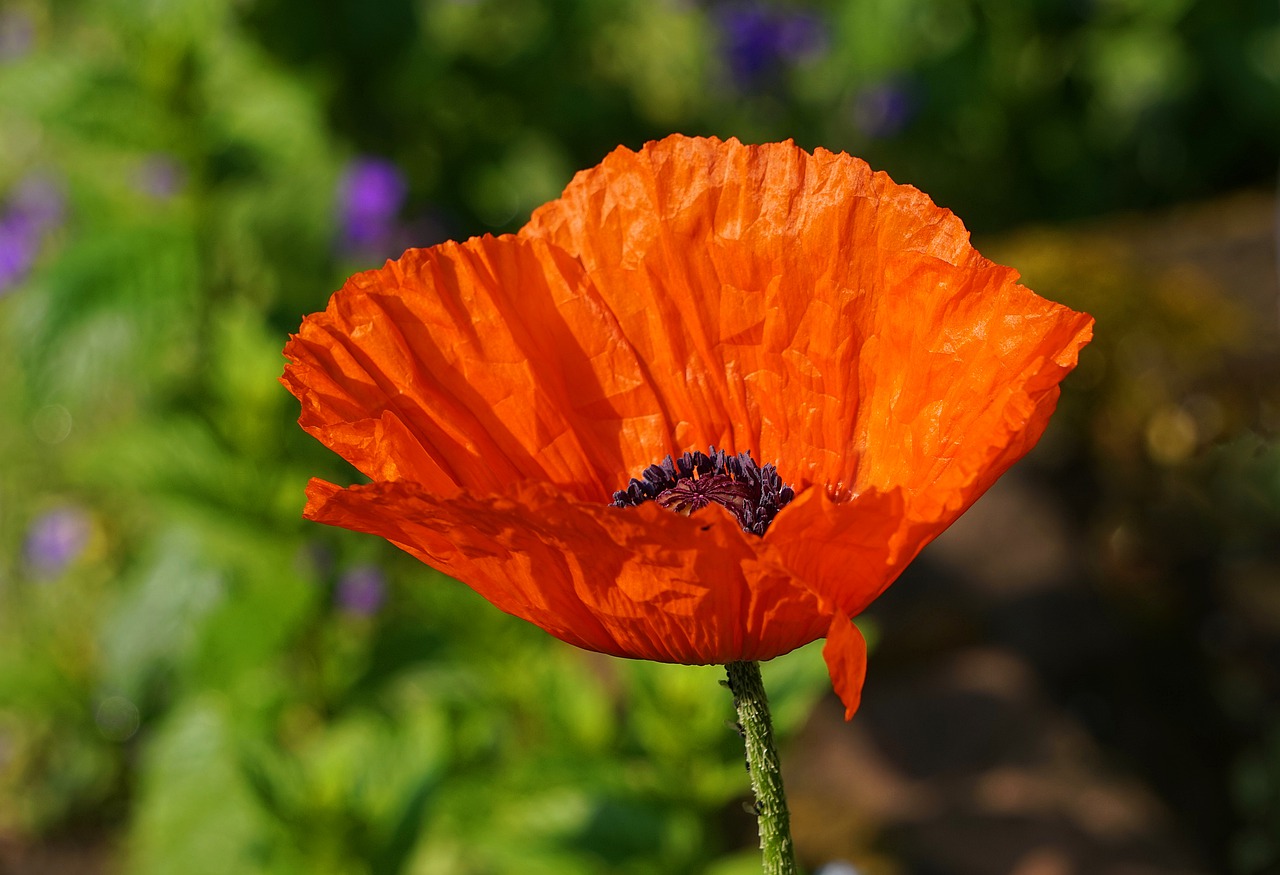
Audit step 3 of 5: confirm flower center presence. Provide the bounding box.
[611,448,795,536]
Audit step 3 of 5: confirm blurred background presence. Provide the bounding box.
[1,0,1277,873]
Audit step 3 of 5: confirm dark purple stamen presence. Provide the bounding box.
[612,447,796,536]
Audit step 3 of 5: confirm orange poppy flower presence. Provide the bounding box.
[283,135,1093,719]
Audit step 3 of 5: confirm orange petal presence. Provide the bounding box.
[304,478,831,664]
[282,235,675,501]
[766,485,927,619]
[846,260,1094,523]
[822,614,868,720]
[521,135,1093,511]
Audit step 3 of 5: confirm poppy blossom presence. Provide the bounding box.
[282,135,1093,718]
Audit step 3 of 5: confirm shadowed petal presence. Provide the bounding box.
[284,235,675,501]
[304,478,832,664]
[765,486,921,619]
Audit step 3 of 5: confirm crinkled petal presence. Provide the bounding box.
[282,235,675,501]
[846,261,1093,521]
[522,133,1093,519]
[304,478,831,664]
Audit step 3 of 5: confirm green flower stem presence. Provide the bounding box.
[725,660,798,875]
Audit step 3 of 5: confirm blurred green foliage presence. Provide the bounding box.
[0,0,1277,873]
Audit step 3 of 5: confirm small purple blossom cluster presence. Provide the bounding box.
[0,10,35,63]
[24,505,92,579]
[852,81,916,139]
[299,543,389,617]
[0,174,64,294]
[133,153,186,201]
[335,564,387,616]
[711,2,827,89]
[336,157,408,258]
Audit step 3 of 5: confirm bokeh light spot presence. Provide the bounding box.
[95,695,141,743]
[32,403,72,444]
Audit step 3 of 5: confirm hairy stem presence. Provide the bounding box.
[725,660,798,875]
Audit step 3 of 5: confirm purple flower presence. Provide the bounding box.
[24,506,92,579]
[0,213,38,292]
[337,157,407,255]
[10,175,65,230]
[134,154,186,200]
[852,81,916,139]
[0,10,34,63]
[0,173,65,294]
[336,565,387,616]
[713,2,826,88]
